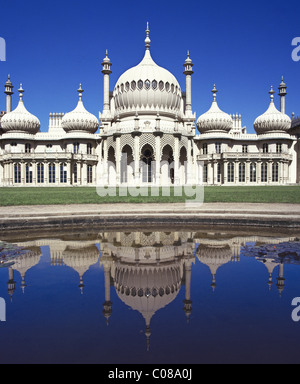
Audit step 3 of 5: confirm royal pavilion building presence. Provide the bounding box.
[0,24,299,187]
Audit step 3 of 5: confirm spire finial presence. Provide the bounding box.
[269,85,275,102]
[212,84,218,101]
[77,83,83,100]
[18,83,24,100]
[145,22,151,49]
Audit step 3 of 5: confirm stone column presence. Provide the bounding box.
[154,133,161,186]
[213,161,218,185]
[174,135,180,185]
[223,160,228,184]
[133,133,140,185]
[115,135,121,186]
[187,139,192,184]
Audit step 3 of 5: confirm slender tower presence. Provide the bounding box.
[4,75,13,112]
[101,50,112,115]
[278,77,287,114]
[183,51,194,115]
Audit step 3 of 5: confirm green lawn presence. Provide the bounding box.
[0,185,299,206]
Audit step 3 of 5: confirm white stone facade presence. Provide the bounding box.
[0,26,299,187]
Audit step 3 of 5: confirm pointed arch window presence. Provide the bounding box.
[272,162,279,182]
[26,163,33,184]
[227,162,234,182]
[37,163,44,184]
[239,163,245,182]
[60,163,67,183]
[49,163,56,184]
[261,163,268,182]
[14,163,21,184]
[250,163,256,182]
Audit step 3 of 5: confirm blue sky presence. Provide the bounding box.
[0,0,299,133]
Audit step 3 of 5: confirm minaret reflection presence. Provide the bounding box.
[99,231,195,350]
[11,247,42,294]
[62,245,99,293]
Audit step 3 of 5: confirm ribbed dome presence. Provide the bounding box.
[113,30,182,116]
[254,86,291,134]
[1,85,40,134]
[115,263,181,325]
[197,85,233,133]
[61,85,99,133]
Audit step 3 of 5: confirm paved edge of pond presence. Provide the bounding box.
[0,202,300,230]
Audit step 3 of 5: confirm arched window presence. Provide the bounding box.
[37,163,44,184]
[87,143,92,155]
[25,143,31,153]
[228,162,234,182]
[14,163,21,184]
[152,80,157,90]
[272,162,279,182]
[87,165,93,184]
[73,163,78,184]
[144,79,150,90]
[263,143,269,153]
[142,147,153,183]
[217,163,221,183]
[239,163,245,182]
[203,163,208,183]
[60,163,67,183]
[261,163,268,182]
[26,163,33,184]
[49,163,55,184]
[250,163,256,182]
[73,142,80,154]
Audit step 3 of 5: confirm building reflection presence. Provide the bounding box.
[2,230,299,348]
[99,231,195,349]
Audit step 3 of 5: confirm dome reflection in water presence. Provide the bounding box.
[0,228,300,364]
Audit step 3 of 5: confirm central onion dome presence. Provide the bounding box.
[1,85,40,134]
[196,85,233,134]
[254,86,291,134]
[61,85,99,133]
[113,23,182,115]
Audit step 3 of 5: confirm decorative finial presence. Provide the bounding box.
[77,83,84,100]
[145,22,151,49]
[106,49,108,57]
[212,84,217,101]
[18,83,24,100]
[269,85,275,102]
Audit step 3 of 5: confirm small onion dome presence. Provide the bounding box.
[196,85,233,133]
[254,86,291,134]
[61,85,99,133]
[1,84,40,134]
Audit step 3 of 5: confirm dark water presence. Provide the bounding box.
[0,227,300,364]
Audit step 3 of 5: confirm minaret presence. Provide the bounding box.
[7,267,16,301]
[102,262,112,325]
[183,51,194,115]
[276,262,285,296]
[278,77,287,114]
[183,260,192,323]
[4,75,13,112]
[101,50,112,115]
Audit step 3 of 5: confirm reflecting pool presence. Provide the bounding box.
[0,227,300,364]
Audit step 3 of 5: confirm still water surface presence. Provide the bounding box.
[0,227,300,364]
